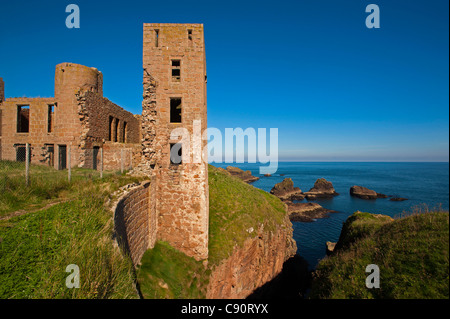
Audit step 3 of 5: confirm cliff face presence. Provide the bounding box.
[207,215,297,299]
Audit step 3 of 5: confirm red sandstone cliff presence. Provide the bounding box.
[206,215,297,299]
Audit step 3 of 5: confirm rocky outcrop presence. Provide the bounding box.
[206,216,297,299]
[350,185,378,199]
[326,241,336,256]
[390,197,408,201]
[286,202,337,222]
[350,185,389,200]
[304,178,339,199]
[226,166,259,183]
[270,178,305,201]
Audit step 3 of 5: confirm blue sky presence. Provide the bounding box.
[0,0,448,161]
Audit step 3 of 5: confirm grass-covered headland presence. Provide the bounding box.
[310,210,449,299]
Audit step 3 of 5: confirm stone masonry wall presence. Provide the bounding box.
[0,63,140,171]
[140,23,209,261]
[113,181,154,265]
[76,90,140,169]
[0,97,62,166]
[102,142,141,171]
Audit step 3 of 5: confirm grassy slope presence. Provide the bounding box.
[311,211,449,299]
[1,163,289,299]
[0,160,122,216]
[0,161,145,298]
[136,165,289,299]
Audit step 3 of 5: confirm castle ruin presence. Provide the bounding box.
[0,23,210,262]
[0,63,140,170]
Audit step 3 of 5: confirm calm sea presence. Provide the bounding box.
[212,162,449,270]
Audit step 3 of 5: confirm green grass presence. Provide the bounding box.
[1,162,291,299]
[0,161,146,299]
[310,211,449,299]
[135,165,290,298]
[208,165,287,265]
[0,160,127,217]
[137,242,210,299]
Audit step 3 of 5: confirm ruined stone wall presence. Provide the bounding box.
[141,23,209,261]
[101,142,141,171]
[113,181,155,265]
[0,97,63,166]
[0,63,140,170]
[76,90,140,169]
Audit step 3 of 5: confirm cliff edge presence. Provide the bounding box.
[310,211,449,299]
[136,165,297,299]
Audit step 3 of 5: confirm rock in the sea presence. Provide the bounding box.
[350,186,391,200]
[270,178,305,201]
[350,185,378,200]
[304,178,339,199]
[264,174,271,177]
[390,197,408,201]
[226,166,260,183]
[286,202,336,222]
[326,241,336,256]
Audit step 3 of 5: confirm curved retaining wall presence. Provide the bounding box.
[113,181,151,265]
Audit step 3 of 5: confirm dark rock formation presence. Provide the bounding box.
[286,202,337,222]
[350,185,391,200]
[247,254,311,299]
[264,174,271,177]
[304,178,339,199]
[270,178,305,201]
[226,166,259,183]
[350,185,378,199]
[390,197,408,201]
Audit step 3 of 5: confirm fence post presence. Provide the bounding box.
[68,146,71,183]
[121,149,124,174]
[129,148,132,170]
[100,147,103,178]
[25,143,29,186]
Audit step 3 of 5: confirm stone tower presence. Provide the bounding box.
[141,23,209,261]
[54,63,104,167]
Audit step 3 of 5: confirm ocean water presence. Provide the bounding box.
[212,162,449,270]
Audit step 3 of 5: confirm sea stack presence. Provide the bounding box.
[270,178,305,201]
[304,178,339,199]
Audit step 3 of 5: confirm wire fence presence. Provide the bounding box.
[0,143,136,187]
[0,143,138,217]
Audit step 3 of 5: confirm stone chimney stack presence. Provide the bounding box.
[0,77,4,103]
